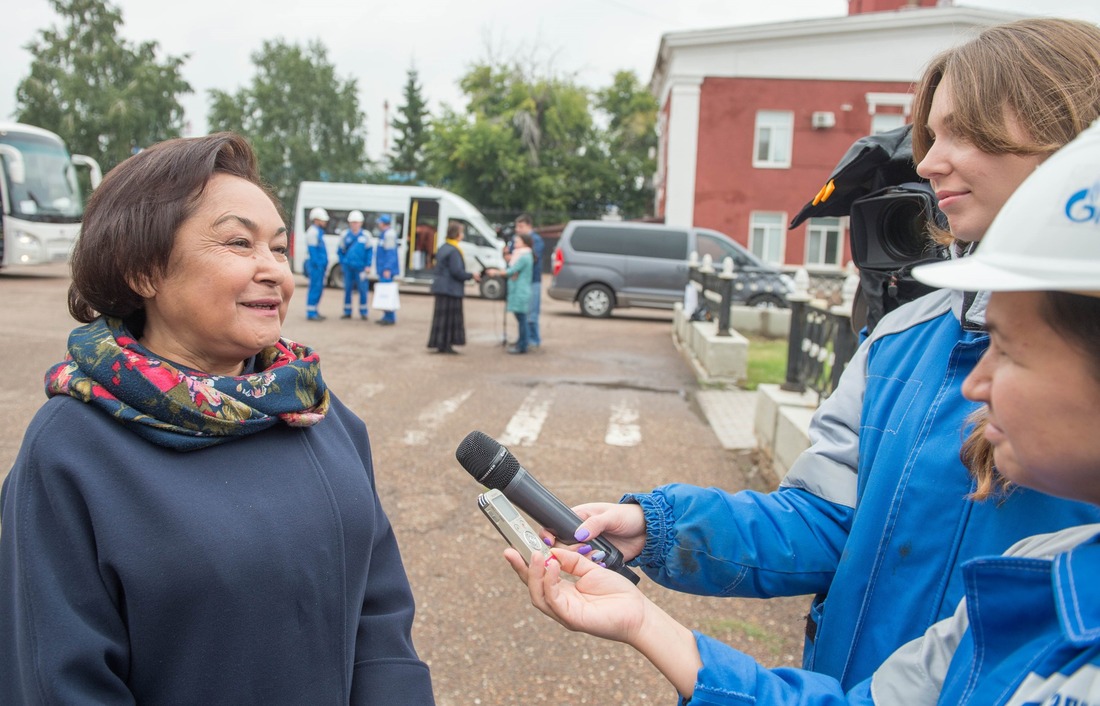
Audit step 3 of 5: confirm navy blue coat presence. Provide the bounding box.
[430,242,472,298]
[0,393,434,704]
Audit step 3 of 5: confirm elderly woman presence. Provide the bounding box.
[427,220,480,354]
[0,133,434,704]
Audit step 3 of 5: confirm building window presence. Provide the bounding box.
[750,212,786,265]
[753,111,793,168]
[871,113,906,135]
[806,217,843,268]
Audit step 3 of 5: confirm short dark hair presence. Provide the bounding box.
[68,132,278,327]
[1043,291,1100,382]
[446,221,464,239]
[515,213,533,227]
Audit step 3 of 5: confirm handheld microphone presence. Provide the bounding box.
[456,430,640,584]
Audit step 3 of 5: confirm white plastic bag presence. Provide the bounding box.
[372,281,401,311]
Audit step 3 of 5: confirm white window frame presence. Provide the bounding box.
[753,110,794,169]
[805,217,844,269]
[871,113,906,135]
[749,211,787,265]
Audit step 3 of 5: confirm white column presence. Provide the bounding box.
[664,77,703,229]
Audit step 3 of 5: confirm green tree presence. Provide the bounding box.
[208,39,367,212]
[15,0,192,171]
[424,62,600,223]
[389,67,431,183]
[594,70,659,219]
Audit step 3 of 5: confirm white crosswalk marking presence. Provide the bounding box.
[499,386,554,447]
[403,389,474,445]
[605,399,641,447]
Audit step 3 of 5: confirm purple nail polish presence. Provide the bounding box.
[577,544,593,555]
[598,562,607,568]
[592,550,607,562]
[543,536,553,546]
[574,528,591,541]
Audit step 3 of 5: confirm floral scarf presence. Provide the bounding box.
[45,317,330,451]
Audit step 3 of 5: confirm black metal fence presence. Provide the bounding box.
[781,298,859,400]
[687,257,736,337]
[687,256,859,400]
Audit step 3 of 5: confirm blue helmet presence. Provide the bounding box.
[377,214,392,225]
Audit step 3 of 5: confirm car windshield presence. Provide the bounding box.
[0,131,84,223]
[697,229,770,268]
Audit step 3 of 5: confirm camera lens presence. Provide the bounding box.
[879,199,932,263]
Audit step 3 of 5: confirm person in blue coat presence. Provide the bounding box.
[514,214,544,349]
[373,214,400,326]
[0,133,434,704]
[506,16,1100,694]
[339,210,373,320]
[502,231,534,354]
[507,107,1100,706]
[304,206,329,321]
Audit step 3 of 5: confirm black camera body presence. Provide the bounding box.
[790,126,949,334]
[850,182,945,272]
[848,181,949,333]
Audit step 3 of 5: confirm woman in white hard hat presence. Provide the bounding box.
[507,116,1100,706]
[503,17,1100,701]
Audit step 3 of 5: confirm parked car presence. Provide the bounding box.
[548,220,795,317]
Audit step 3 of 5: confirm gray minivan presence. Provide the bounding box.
[548,220,795,317]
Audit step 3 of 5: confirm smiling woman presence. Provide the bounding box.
[0,133,435,704]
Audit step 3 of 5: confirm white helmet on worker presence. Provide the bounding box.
[914,119,1100,296]
[348,210,364,223]
[309,207,330,222]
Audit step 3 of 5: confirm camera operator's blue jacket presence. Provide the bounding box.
[675,524,1100,705]
[625,287,1100,690]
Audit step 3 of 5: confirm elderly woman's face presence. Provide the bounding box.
[138,174,292,375]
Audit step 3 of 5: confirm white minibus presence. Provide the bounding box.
[291,182,507,298]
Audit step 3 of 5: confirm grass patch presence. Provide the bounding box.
[743,334,788,391]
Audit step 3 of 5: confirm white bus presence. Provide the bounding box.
[292,182,508,299]
[0,122,102,268]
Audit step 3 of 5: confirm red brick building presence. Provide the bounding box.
[650,1,1021,271]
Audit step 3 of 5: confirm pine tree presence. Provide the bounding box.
[389,67,431,183]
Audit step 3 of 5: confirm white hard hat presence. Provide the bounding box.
[913,119,1100,295]
[348,210,364,223]
[309,207,330,222]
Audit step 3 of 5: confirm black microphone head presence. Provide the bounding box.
[456,431,520,489]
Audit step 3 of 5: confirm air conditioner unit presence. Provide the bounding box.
[811,111,836,129]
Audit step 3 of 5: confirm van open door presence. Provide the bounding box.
[406,197,440,279]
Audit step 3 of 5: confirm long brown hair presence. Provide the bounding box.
[911,18,1100,245]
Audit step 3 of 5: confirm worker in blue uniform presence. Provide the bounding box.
[373,214,400,326]
[304,207,329,321]
[338,210,372,320]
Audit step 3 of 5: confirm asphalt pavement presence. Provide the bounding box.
[0,265,807,706]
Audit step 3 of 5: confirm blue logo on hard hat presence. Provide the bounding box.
[378,214,392,225]
[1065,182,1100,224]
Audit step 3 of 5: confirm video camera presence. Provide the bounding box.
[790,124,948,334]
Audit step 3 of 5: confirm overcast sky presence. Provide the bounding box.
[3,0,1099,160]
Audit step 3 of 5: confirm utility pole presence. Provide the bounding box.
[383,100,390,156]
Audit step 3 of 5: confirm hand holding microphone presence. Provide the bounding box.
[456,431,640,584]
